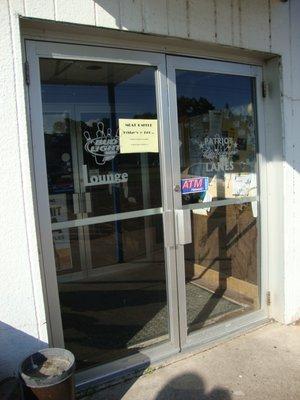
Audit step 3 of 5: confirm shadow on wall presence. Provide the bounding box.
[93,0,121,28]
[0,321,47,380]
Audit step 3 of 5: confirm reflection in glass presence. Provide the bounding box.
[40,58,161,221]
[40,59,169,370]
[57,215,168,370]
[185,203,259,333]
[176,70,257,206]
[176,70,260,333]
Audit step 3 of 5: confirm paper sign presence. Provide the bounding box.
[49,193,72,272]
[181,177,209,195]
[232,173,256,197]
[193,191,212,216]
[119,119,158,154]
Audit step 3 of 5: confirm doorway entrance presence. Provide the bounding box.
[26,41,267,381]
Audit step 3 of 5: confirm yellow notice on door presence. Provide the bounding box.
[119,119,158,154]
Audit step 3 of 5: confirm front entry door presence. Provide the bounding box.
[27,42,179,376]
[167,56,267,349]
[27,41,267,381]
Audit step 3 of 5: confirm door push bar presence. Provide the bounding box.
[72,193,92,215]
[175,209,192,245]
[72,193,80,214]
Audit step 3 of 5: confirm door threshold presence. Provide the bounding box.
[76,316,270,394]
[184,311,269,352]
[75,341,179,391]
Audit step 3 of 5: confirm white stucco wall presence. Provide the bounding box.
[0,0,299,378]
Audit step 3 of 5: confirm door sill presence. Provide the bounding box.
[183,309,269,352]
[75,341,179,391]
[75,313,269,393]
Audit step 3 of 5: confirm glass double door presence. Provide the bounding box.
[27,41,266,377]
[167,57,265,347]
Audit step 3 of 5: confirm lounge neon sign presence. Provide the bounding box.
[82,165,128,187]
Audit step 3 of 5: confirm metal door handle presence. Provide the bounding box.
[163,210,175,248]
[73,193,92,214]
[73,193,80,214]
[85,192,92,213]
[175,209,192,245]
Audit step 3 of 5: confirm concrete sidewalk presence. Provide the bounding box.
[78,322,300,400]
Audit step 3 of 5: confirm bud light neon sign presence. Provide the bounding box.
[83,122,119,165]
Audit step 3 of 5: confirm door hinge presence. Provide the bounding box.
[24,61,30,85]
[262,81,268,98]
[266,290,271,306]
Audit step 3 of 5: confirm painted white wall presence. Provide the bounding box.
[0,0,299,378]
[285,0,300,324]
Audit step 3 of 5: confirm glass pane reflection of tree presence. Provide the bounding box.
[176,70,260,333]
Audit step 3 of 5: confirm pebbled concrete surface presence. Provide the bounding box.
[79,322,300,400]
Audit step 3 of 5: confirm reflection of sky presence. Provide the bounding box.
[176,71,253,110]
[41,84,109,104]
[41,66,157,120]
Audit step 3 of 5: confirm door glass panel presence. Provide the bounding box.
[175,70,260,334]
[176,71,257,206]
[57,215,167,369]
[40,59,169,369]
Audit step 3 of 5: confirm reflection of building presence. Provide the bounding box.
[180,107,256,172]
[1,1,300,393]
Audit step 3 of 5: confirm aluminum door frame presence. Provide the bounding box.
[26,40,180,386]
[166,55,269,351]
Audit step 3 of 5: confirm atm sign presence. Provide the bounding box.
[181,177,209,195]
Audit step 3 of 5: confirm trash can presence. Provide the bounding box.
[19,348,75,400]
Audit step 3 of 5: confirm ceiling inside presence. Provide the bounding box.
[40,58,149,86]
